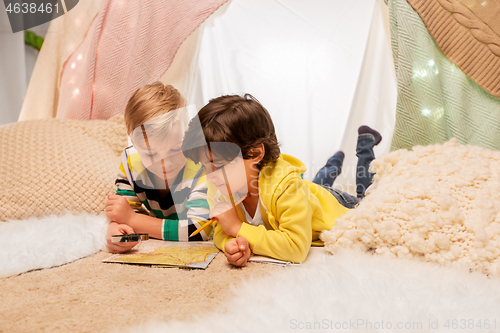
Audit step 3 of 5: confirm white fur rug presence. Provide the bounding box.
[0,213,107,278]
[127,249,500,333]
[2,213,500,333]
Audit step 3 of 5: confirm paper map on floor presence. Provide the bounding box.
[102,239,219,269]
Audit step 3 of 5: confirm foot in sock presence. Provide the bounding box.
[313,151,344,187]
[326,151,345,168]
[358,125,382,146]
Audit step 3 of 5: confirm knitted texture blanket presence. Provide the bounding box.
[0,115,128,221]
[407,0,500,99]
[386,0,500,153]
[322,139,500,277]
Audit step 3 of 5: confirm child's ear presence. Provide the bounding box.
[250,144,265,163]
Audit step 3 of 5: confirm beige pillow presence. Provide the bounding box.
[322,139,500,277]
[0,115,128,221]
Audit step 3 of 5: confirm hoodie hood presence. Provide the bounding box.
[258,154,307,217]
[259,154,306,185]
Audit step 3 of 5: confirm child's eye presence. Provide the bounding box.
[171,148,181,153]
[202,164,223,171]
[146,152,157,157]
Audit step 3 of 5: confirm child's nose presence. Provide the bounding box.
[162,157,174,169]
[207,170,221,183]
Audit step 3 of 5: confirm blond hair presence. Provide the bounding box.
[124,82,187,134]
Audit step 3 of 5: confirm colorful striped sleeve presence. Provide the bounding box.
[161,179,211,242]
[115,151,147,214]
[186,179,211,240]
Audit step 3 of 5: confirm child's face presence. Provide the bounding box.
[133,125,187,185]
[207,158,247,196]
[199,151,249,200]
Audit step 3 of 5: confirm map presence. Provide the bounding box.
[102,239,219,269]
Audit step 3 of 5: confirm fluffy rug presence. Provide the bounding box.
[322,139,500,277]
[0,213,107,278]
[2,206,500,332]
[124,249,500,333]
[0,221,275,333]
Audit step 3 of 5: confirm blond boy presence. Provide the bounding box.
[106,82,211,253]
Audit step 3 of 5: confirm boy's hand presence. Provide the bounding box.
[106,195,136,226]
[210,202,242,237]
[106,222,139,253]
[224,237,251,267]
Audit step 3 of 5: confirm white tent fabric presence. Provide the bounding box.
[0,11,50,126]
[0,10,27,126]
[167,0,397,187]
[10,0,396,189]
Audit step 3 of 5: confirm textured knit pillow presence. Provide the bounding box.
[0,115,128,221]
[321,139,500,277]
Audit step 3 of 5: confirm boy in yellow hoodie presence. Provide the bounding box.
[182,94,380,266]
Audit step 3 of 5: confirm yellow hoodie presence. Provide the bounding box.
[209,154,350,263]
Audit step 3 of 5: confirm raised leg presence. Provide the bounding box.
[313,151,344,187]
[356,126,381,198]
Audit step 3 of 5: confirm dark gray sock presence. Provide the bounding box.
[358,125,382,146]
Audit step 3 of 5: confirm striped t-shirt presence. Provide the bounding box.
[115,145,212,241]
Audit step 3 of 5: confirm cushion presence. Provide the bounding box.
[322,139,500,277]
[0,115,128,221]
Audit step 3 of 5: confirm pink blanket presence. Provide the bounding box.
[57,0,228,120]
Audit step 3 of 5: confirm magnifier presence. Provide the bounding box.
[111,233,149,243]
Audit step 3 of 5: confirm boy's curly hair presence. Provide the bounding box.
[183,94,280,169]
